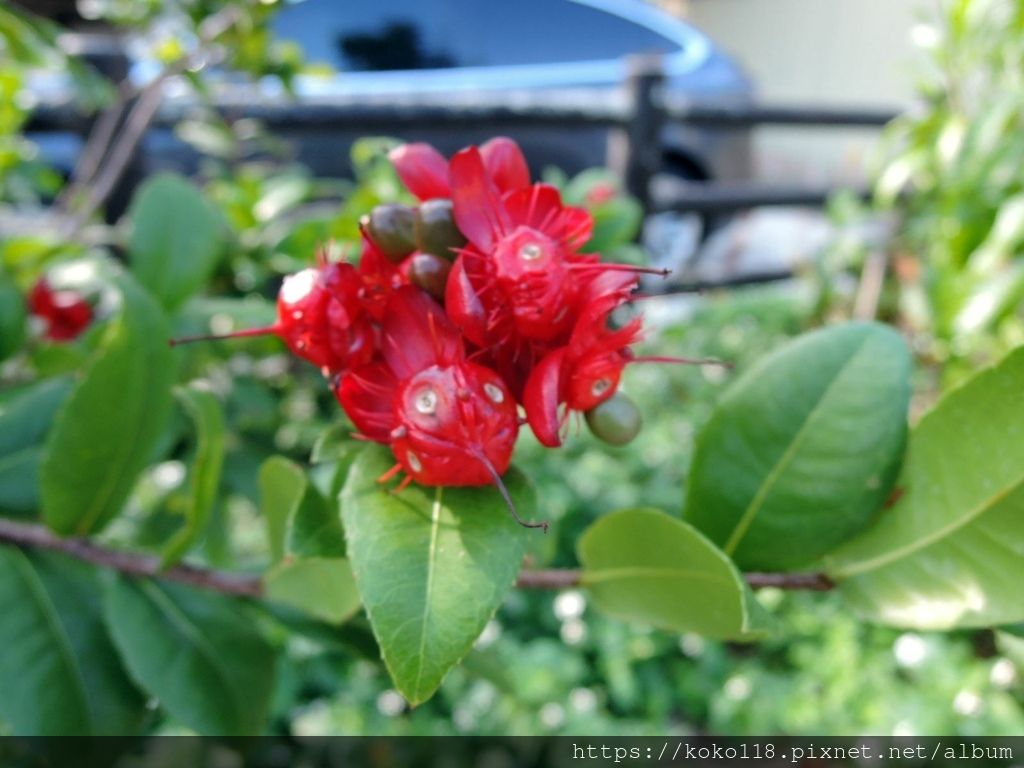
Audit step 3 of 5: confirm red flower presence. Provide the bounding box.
[28,279,93,342]
[388,136,531,202]
[275,260,377,373]
[335,287,518,488]
[169,256,377,375]
[445,146,596,348]
[356,233,409,322]
[522,275,644,448]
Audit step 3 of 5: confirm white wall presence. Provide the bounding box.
[669,0,923,182]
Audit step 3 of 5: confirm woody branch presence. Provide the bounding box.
[0,518,836,597]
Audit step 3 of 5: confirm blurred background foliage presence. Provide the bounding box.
[1,0,1023,738]
[848,0,1024,387]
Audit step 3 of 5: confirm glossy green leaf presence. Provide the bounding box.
[311,422,361,465]
[264,557,360,625]
[103,575,276,736]
[40,276,176,535]
[311,423,363,499]
[0,549,147,735]
[341,445,532,705]
[0,377,72,517]
[288,482,345,559]
[684,322,911,570]
[28,343,90,378]
[578,508,768,640]
[161,386,226,566]
[127,173,224,313]
[0,268,26,362]
[260,456,304,563]
[826,345,1024,629]
[260,455,345,563]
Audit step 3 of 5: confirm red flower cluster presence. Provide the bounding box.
[389,139,660,451]
[174,138,705,529]
[28,278,93,342]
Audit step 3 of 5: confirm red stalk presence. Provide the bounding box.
[629,355,733,369]
[168,325,280,347]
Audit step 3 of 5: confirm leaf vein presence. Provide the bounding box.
[724,336,875,555]
[411,486,443,699]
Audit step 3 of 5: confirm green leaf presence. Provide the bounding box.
[310,423,363,499]
[288,482,345,559]
[1000,622,1024,640]
[161,386,226,566]
[29,343,90,378]
[341,445,531,705]
[310,422,361,465]
[0,549,147,735]
[260,455,345,563]
[684,322,911,570]
[0,268,26,362]
[0,377,72,517]
[103,575,276,736]
[127,173,224,313]
[264,557,360,625]
[826,345,1024,629]
[41,276,176,535]
[260,456,304,564]
[578,508,768,640]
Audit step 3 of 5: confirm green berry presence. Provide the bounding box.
[363,203,416,263]
[585,393,642,446]
[408,252,453,301]
[414,198,467,261]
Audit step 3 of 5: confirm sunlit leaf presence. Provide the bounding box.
[684,323,911,570]
[260,455,345,563]
[264,557,360,625]
[341,445,531,705]
[579,508,768,640]
[827,345,1024,628]
[161,385,226,566]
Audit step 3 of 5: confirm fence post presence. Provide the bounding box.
[612,55,666,212]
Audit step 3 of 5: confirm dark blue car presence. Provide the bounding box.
[38,0,754,189]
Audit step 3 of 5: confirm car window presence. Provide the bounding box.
[272,0,459,71]
[453,0,681,66]
[272,0,680,72]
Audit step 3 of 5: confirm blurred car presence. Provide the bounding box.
[33,0,754,197]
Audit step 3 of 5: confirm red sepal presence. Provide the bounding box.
[388,142,450,201]
[380,286,463,379]
[449,147,512,253]
[480,136,530,194]
[523,347,568,448]
[335,361,399,443]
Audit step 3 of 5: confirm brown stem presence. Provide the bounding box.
[852,250,889,321]
[61,5,244,234]
[0,518,263,598]
[743,571,836,591]
[56,80,135,213]
[515,569,583,590]
[64,79,167,232]
[0,519,836,600]
[516,568,835,591]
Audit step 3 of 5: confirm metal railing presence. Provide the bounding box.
[28,52,901,220]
